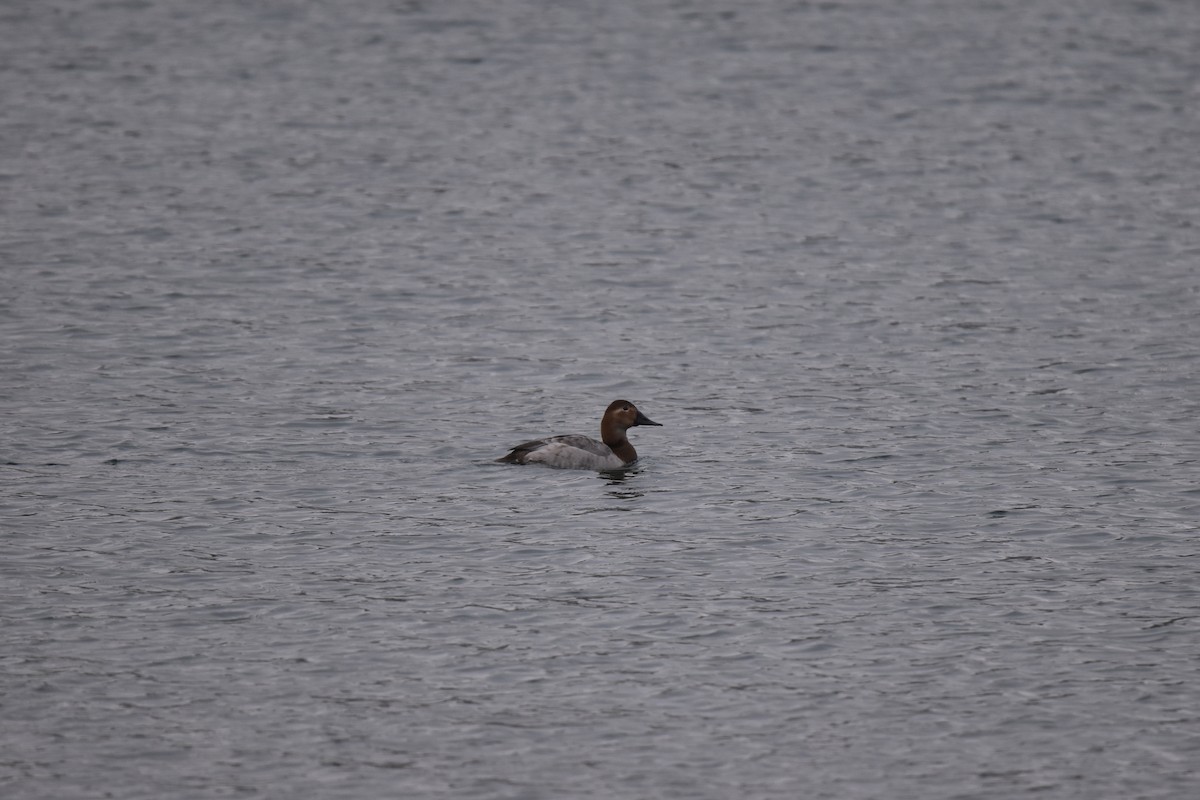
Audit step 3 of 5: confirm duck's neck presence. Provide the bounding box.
[602,424,636,463]
[607,437,637,463]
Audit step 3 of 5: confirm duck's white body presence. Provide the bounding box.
[509,434,629,470]
[497,400,662,470]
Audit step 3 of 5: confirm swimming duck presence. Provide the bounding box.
[497,399,662,470]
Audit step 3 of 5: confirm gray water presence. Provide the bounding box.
[3,1,1199,798]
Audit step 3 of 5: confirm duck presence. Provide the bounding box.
[496,399,662,470]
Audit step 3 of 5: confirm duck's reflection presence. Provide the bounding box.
[599,467,645,498]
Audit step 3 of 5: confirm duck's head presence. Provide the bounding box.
[604,399,662,433]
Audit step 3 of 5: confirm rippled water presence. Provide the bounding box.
[4,1,1199,798]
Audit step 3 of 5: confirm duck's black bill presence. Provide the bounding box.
[634,410,662,427]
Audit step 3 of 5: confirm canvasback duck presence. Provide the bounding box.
[497,399,662,470]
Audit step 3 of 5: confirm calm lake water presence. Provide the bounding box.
[3,1,1199,798]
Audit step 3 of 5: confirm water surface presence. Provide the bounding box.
[3,1,1199,798]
